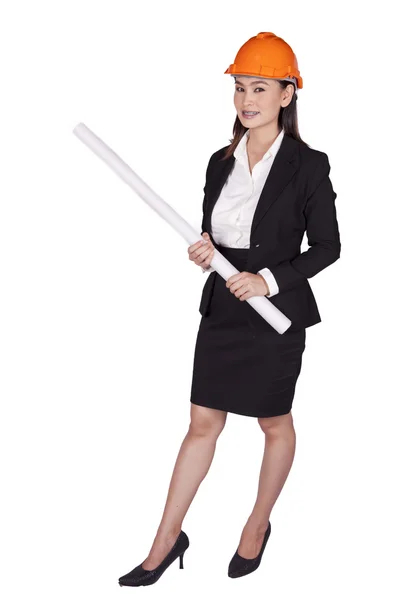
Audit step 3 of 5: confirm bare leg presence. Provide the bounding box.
[142,404,227,569]
[237,411,296,559]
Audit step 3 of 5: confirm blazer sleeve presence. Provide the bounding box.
[200,152,216,235]
[267,153,341,294]
[200,153,218,273]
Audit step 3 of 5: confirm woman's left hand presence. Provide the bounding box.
[226,272,269,300]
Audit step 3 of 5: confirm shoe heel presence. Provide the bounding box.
[179,552,185,569]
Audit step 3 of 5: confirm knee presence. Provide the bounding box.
[189,406,227,438]
[257,411,295,437]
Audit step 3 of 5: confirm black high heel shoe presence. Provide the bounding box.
[228,521,271,578]
[118,530,189,587]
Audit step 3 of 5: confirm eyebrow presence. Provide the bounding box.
[234,79,269,86]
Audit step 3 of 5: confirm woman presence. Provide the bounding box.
[119,32,341,587]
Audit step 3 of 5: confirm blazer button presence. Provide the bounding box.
[255,243,260,248]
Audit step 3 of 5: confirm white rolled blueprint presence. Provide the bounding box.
[73,123,292,334]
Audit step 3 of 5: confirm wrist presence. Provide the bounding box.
[258,274,269,296]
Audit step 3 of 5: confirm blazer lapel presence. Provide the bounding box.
[203,153,235,239]
[250,133,299,238]
[203,133,300,242]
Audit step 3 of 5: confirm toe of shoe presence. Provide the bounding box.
[119,564,145,586]
[228,553,259,578]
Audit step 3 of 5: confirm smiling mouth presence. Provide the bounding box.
[242,111,260,118]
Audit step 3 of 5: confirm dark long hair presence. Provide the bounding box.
[222,79,309,160]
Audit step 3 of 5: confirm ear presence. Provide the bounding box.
[282,85,295,107]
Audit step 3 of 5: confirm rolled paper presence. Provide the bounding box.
[73,123,292,334]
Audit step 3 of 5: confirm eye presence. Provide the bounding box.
[235,86,265,93]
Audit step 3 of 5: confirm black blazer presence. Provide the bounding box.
[199,132,341,332]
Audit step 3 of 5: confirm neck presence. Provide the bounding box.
[247,123,282,155]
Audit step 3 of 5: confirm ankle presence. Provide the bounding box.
[156,525,182,543]
[246,514,270,534]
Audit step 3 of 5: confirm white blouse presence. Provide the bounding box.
[201,128,285,297]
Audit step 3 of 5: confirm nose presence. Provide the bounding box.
[242,94,257,108]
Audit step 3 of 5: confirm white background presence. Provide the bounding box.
[1,1,399,598]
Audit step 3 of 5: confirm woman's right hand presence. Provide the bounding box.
[188,232,215,269]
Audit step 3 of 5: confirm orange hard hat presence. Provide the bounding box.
[224,32,303,90]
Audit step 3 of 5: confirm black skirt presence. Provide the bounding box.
[190,245,306,418]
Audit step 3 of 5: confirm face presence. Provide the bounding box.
[233,76,294,129]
